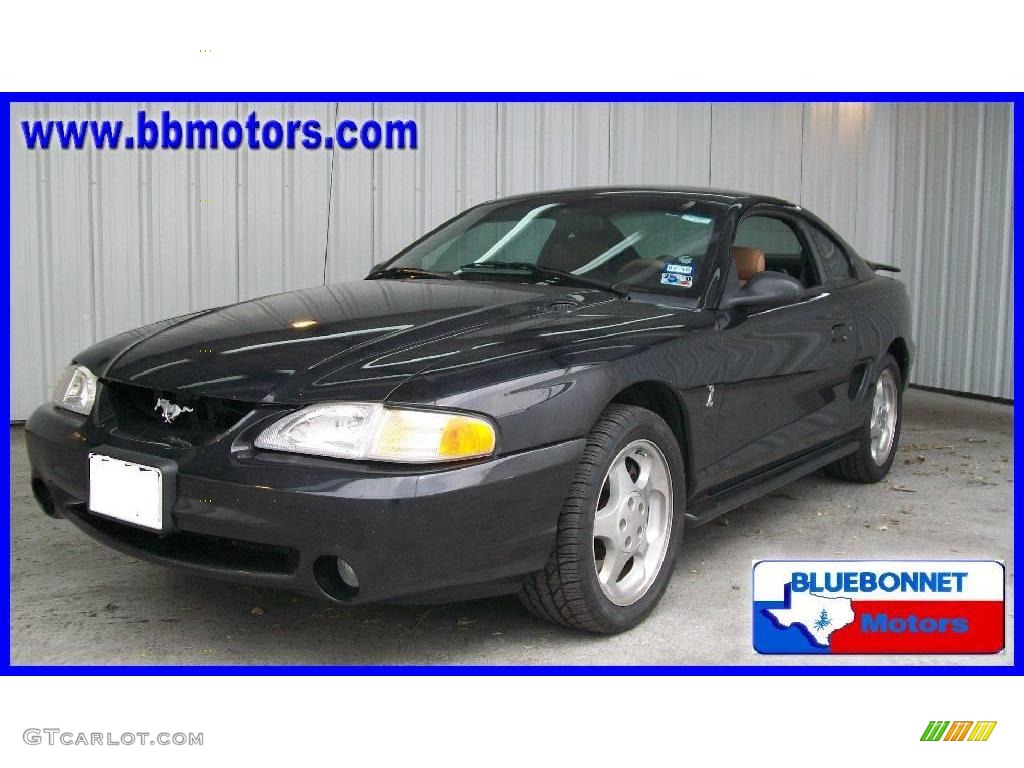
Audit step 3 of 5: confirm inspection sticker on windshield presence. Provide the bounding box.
[664,263,694,275]
[752,560,1004,654]
[660,272,692,287]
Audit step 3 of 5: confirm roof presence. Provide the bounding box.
[489,185,795,208]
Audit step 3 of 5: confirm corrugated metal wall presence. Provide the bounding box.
[890,104,1015,399]
[10,102,1014,419]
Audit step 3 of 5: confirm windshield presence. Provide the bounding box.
[377,195,722,297]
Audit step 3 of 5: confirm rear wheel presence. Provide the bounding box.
[825,353,902,483]
[519,404,685,633]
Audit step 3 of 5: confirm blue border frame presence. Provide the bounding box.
[4,91,1020,675]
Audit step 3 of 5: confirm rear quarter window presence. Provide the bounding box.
[807,224,854,283]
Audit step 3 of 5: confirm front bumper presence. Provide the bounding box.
[26,403,584,604]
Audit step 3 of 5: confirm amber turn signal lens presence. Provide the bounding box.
[438,416,497,458]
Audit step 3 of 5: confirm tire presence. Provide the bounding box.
[519,404,686,633]
[825,353,903,483]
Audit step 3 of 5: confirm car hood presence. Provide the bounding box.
[78,279,623,403]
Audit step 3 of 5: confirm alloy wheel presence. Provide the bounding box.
[870,369,898,464]
[592,439,673,606]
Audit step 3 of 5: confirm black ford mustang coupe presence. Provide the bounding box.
[27,188,913,633]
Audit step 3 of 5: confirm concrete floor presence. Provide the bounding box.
[10,388,1014,666]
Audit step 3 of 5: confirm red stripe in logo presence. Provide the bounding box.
[829,600,1004,653]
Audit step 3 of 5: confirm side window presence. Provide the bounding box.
[806,224,854,283]
[733,215,819,288]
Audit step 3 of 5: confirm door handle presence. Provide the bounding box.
[831,323,852,343]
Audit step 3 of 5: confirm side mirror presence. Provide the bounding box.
[720,270,803,310]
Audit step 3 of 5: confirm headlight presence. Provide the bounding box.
[51,364,98,415]
[254,403,496,463]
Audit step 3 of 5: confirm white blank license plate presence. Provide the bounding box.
[89,453,163,530]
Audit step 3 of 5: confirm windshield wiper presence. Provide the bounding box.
[457,261,629,298]
[367,266,453,280]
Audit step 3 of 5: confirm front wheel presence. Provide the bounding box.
[519,404,685,633]
[825,353,903,483]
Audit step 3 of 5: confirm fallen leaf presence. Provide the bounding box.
[250,607,264,616]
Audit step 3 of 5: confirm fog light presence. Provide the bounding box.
[313,555,360,600]
[337,558,360,589]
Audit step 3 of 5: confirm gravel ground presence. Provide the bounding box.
[10,388,1013,666]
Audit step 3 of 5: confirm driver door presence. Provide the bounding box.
[709,210,857,488]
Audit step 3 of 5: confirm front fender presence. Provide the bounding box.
[386,307,723,467]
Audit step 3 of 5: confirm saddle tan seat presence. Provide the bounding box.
[731,246,765,286]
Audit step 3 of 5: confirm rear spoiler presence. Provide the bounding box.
[866,260,901,273]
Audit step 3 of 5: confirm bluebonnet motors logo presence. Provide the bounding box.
[752,560,1004,654]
